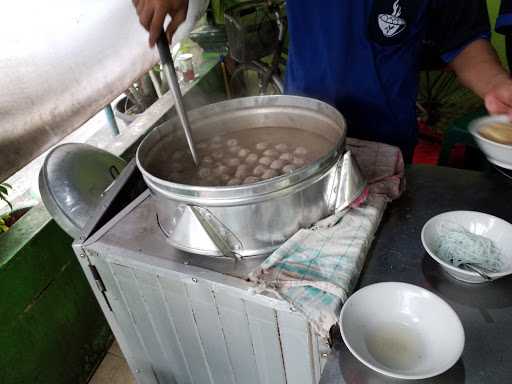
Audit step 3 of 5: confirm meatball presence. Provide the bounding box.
[245,153,259,165]
[275,143,289,152]
[198,167,212,179]
[292,157,305,167]
[262,169,279,180]
[201,156,214,166]
[243,176,260,185]
[235,164,250,179]
[282,164,297,173]
[211,135,222,144]
[279,152,293,162]
[253,165,268,176]
[220,174,231,184]
[258,156,273,166]
[227,178,242,186]
[238,148,250,158]
[212,150,224,160]
[256,142,269,151]
[224,157,241,167]
[263,149,279,158]
[294,146,308,156]
[228,145,241,154]
[270,159,285,171]
[213,164,230,176]
[227,139,239,147]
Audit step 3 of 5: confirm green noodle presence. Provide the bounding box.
[435,222,503,273]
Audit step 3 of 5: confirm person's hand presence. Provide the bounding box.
[485,75,512,119]
[132,0,189,47]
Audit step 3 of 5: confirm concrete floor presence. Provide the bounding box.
[89,340,135,384]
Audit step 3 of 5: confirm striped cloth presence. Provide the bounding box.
[249,139,405,338]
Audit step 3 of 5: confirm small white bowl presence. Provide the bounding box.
[421,211,512,283]
[340,282,464,380]
[469,115,512,169]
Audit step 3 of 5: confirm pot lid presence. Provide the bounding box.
[39,143,126,239]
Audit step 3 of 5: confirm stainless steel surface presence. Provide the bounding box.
[332,150,366,213]
[152,161,343,257]
[190,205,242,260]
[137,95,347,257]
[39,143,126,239]
[74,191,331,384]
[320,165,512,384]
[162,63,200,165]
[138,96,345,202]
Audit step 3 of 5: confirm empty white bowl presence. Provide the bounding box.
[469,115,512,169]
[340,282,464,380]
[422,211,512,283]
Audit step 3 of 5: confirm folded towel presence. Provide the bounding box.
[249,139,405,338]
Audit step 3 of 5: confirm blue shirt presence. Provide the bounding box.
[497,0,512,35]
[285,0,491,160]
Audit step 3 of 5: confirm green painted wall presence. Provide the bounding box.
[0,205,112,384]
[488,0,508,69]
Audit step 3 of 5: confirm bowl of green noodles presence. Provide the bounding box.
[421,211,512,283]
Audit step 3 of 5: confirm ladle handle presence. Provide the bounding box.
[156,30,173,66]
[156,30,199,165]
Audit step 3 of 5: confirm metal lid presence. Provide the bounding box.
[39,143,126,239]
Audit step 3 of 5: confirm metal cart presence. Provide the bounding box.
[71,165,332,384]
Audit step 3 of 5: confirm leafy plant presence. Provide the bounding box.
[0,183,12,211]
[0,214,9,233]
[0,183,12,234]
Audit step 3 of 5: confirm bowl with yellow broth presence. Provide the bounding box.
[469,115,512,169]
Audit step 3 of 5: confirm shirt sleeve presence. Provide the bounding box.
[172,0,210,46]
[426,0,491,63]
[496,0,512,35]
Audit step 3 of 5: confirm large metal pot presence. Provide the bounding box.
[137,95,347,258]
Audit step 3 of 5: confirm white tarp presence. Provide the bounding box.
[0,0,206,181]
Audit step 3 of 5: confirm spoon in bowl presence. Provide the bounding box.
[460,263,493,281]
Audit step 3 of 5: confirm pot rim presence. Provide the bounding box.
[136,95,346,203]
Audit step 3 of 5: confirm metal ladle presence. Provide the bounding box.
[156,30,199,165]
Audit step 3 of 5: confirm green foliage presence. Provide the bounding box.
[0,215,9,233]
[0,183,12,234]
[0,183,12,211]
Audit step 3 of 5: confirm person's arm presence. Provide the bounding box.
[449,39,512,117]
[132,0,209,47]
[133,0,188,46]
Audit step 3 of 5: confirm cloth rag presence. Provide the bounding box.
[249,138,405,338]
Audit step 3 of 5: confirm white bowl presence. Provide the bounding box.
[340,282,464,380]
[422,211,512,283]
[469,115,512,169]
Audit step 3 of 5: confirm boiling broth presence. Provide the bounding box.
[150,126,333,186]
